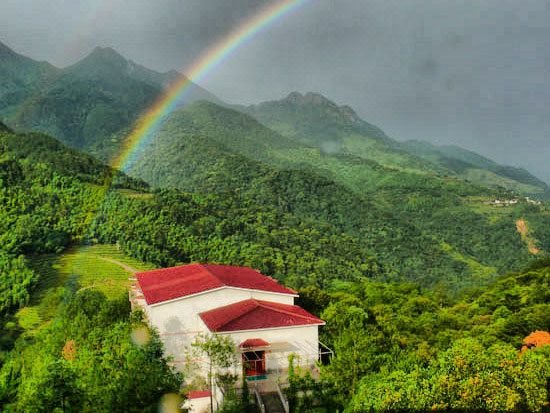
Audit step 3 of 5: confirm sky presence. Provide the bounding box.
[1,0,549,182]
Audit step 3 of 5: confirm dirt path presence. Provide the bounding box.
[96,256,139,274]
[516,219,541,255]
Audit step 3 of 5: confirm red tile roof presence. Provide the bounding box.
[136,264,297,305]
[199,299,325,332]
[240,338,270,348]
[187,390,211,399]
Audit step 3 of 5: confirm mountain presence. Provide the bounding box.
[0,40,59,117]
[240,92,441,174]
[0,42,220,150]
[2,40,545,198]
[2,42,548,288]
[243,92,550,198]
[126,100,550,290]
[401,140,550,197]
[64,47,219,103]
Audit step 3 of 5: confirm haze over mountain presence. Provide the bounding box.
[2,3,550,411]
[1,41,548,200]
[0,41,220,149]
[2,0,548,183]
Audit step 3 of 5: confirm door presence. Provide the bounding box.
[242,350,265,377]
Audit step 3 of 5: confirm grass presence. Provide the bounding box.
[116,188,154,200]
[15,244,153,333]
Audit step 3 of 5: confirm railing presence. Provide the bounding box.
[318,341,334,364]
[276,383,290,413]
[253,383,266,413]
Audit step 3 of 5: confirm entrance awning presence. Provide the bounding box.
[239,338,270,350]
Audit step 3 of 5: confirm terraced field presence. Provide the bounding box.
[15,245,153,332]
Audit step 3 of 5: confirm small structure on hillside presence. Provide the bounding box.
[130,264,331,411]
[485,198,519,207]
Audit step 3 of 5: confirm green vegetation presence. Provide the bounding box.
[0,126,147,315]
[15,245,152,333]
[0,43,219,151]
[0,289,182,413]
[401,140,550,197]
[315,261,550,412]
[126,100,550,289]
[1,53,549,411]
[0,128,180,412]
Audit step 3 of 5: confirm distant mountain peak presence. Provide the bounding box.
[66,46,145,83]
[83,46,128,67]
[284,91,333,106]
[0,40,19,59]
[280,91,363,124]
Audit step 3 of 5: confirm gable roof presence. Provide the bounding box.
[199,299,324,332]
[136,264,297,305]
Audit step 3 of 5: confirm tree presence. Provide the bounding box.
[191,334,237,413]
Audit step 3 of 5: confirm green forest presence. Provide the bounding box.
[0,118,549,412]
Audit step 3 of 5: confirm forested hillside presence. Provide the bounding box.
[316,260,550,412]
[0,42,219,150]
[0,122,548,411]
[0,125,183,412]
[126,100,550,290]
[1,43,549,412]
[2,41,547,200]
[401,140,550,197]
[243,92,550,197]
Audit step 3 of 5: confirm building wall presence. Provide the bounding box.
[144,287,296,363]
[184,396,210,413]
[222,325,320,373]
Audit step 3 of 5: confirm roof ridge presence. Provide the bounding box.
[211,299,260,331]
[256,300,320,322]
[199,263,225,286]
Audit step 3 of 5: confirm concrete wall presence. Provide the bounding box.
[144,287,296,363]
[223,325,320,373]
[183,396,210,413]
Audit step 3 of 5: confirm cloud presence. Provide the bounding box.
[1,0,549,181]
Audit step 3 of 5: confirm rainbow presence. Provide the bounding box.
[112,0,310,171]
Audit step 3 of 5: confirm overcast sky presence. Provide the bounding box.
[1,0,549,182]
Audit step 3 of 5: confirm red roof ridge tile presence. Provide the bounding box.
[209,300,259,331]
[137,264,296,304]
[187,390,211,399]
[199,299,324,332]
[255,300,321,322]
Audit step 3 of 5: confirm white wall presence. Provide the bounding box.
[144,287,296,364]
[223,325,320,373]
[183,396,210,413]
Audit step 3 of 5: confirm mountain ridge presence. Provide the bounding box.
[243,91,549,197]
[401,139,550,196]
[125,100,550,290]
[0,41,220,150]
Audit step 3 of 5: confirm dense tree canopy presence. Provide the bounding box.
[0,125,549,412]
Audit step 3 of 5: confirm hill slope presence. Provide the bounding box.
[241,92,441,174]
[401,140,550,197]
[243,92,549,197]
[0,42,219,150]
[0,41,59,118]
[126,100,550,290]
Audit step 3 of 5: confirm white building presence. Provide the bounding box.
[130,264,328,409]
